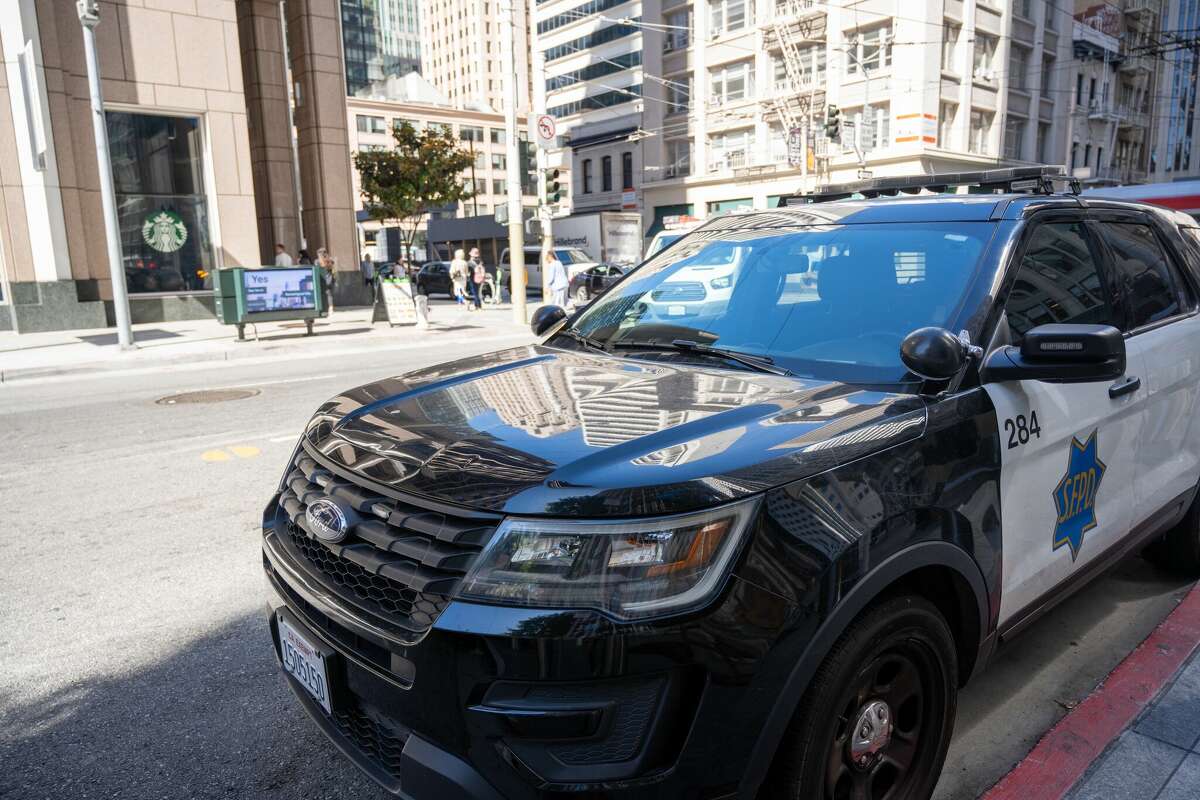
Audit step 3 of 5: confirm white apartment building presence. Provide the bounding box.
[532,0,1081,239]
[421,0,533,113]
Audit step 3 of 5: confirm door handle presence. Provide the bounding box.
[1109,375,1141,398]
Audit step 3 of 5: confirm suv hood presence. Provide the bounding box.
[302,345,926,516]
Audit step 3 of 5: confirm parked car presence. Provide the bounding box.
[416,260,495,301]
[499,246,602,294]
[263,167,1200,800]
[568,263,630,304]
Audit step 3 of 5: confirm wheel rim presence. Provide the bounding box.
[576,286,588,303]
[823,646,936,800]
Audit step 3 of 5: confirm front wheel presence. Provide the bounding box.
[575,285,589,305]
[766,596,958,800]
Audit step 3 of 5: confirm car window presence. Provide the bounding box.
[1098,222,1190,329]
[568,221,991,385]
[1005,222,1116,342]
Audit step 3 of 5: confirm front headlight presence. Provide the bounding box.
[456,497,759,620]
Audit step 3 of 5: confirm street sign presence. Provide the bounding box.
[787,127,804,167]
[530,113,557,150]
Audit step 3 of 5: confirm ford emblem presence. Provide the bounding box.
[305,498,350,544]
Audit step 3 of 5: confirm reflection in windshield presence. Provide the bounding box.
[570,218,990,385]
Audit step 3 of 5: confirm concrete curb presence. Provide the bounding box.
[0,330,537,384]
[981,580,1200,800]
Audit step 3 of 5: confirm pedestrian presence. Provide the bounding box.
[317,247,336,313]
[360,252,375,289]
[545,249,569,309]
[468,247,485,311]
[297,249,313,265]
[274,243,294,266]
[450,248,469,305]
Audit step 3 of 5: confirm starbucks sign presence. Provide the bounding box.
[141,210,188,253]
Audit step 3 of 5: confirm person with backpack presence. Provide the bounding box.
[467,247,485,311]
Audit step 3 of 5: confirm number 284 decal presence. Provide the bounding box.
[1004,411,1042,449]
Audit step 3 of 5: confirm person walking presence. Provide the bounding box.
[546,249,569,309]
[297,249,313,265]
[317,247,336,313]
[450,248,469,305]
[360,252,375,288]
[467,247,485,311]
[274,243,294,266]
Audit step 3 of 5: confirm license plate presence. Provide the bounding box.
[278,616,331,714]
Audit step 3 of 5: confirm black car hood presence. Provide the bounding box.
[302,345,926,516]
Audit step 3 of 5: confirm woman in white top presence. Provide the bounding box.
[450,249,469,305]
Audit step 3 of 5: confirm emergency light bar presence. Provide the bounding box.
[782,166,1081,206]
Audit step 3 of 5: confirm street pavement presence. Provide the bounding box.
[0,316,1194,799]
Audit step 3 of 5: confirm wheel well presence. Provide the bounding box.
[880,565,982,687]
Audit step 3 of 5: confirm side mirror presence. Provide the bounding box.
[900,327,968,380]
[530,304,567,337]
[981,324,1125,384]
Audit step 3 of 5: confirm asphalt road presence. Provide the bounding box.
[0,339,1193,800]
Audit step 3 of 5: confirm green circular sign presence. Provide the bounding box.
[141,210,188,253]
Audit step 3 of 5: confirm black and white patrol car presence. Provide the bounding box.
[262,167,1200,800]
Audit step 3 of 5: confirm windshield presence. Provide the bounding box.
[647,233,684,257]
[567,221,992,385]
[556,248,592,264]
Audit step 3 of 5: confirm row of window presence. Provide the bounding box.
[355,115,521,146]
[547,51,642,92]
[580,151,635,194]
[544,18,640,62]
[547,84,643,118]
[537,0,634,35]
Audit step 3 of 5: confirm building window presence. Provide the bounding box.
[847,26,892,75]
[942,23,960,72]
[357,115,386,134]
[428,122,452,135]
[474,177,488,195]
[393,118,419,132]
[1089,77,1097,104]
[490,128,505,145]
[583,158,593,193]
[1070,142,1078,171]
[708,0,746,36]
[665,8,692,51]
[1017,0,1032,19]
[1045,2,1057,31]
[969,109,993,154]
[621,151,634,190]
[666,138,692,177]
[105,111,214,293]
[1038,122,1052,163]
[709,60,754,103]
[939,102,957,147]
[1084,143,1092,167]
[666,75,692,113]
[491,153,506,170]
[460,125,484,142]
[492,179,506,195]
[973,34,998,78]
[1042,56,1055,93]
[1009,46,1029,91]
[601,155,613,191]
[854,105,890,150]
[708,128,753,170]
[1003,117,1026,160]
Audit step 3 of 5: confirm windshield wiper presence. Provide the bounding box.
[610,338,792,376]
[557,328,608,353]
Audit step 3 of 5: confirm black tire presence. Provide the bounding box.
[1145,494,1200,573]
[766,596,958,800]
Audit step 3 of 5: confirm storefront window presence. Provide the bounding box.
[106,112,215,293]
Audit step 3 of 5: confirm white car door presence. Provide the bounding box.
[984,218,1147,629]
[1093,216,1200,530]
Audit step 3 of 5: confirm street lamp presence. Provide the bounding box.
[77,0,134,349]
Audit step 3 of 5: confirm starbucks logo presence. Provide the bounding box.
[141,210,188,253]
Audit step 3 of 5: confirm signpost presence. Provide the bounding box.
[530,113,557,150]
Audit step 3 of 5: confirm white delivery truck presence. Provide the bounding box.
[550,211,643,268]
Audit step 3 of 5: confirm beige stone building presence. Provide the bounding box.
[0,0,363,333]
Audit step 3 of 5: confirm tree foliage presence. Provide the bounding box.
[352,122,475,262]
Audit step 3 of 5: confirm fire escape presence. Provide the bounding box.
[761,0,827,176]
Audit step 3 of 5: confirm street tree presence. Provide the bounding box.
[353,122,475,266]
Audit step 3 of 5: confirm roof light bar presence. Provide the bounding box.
[782,166,1080,206]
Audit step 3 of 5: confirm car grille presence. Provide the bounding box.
[332,701,411,779]
[651,281,706,302]
[275,448,499,638]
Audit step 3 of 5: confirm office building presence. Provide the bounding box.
[341,0,424,96]
[420,0,533,113]
[1150,0,1199,179]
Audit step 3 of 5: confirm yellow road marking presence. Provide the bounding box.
[201,449,232,462]
[230,445,261,459]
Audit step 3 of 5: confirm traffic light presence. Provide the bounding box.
[544,168,561,204]
[824,105,841,141]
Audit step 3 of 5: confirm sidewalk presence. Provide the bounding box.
[0,299,538,383]
[984,581,1200,800]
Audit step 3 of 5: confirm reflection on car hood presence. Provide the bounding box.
[302,345,927,516]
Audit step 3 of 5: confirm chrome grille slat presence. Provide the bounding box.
[275,448,498,635]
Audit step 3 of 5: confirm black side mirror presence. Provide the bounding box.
[981,323,1125,383]
[900,327,968,380]
[530,305,567,337]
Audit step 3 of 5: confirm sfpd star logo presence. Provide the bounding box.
[1052,430,1106,562]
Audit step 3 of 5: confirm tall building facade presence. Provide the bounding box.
[341,0,423,96]
[420,0,533,112]
[1150,0,1200,179]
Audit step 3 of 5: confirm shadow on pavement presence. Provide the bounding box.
[0,613,387,800]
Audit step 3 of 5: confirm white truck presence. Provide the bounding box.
[550,211,643,268]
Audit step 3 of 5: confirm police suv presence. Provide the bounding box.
[263,167,1200,800]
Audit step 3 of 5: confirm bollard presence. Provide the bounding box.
[415,294,430,329]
